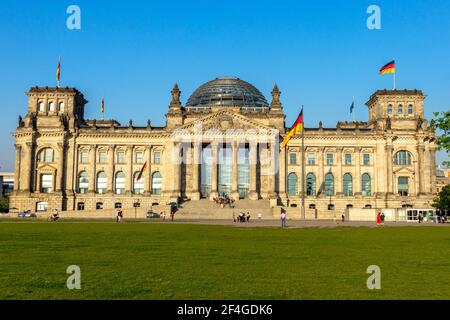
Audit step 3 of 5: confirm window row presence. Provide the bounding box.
[79,150,161,164]
[287,173,373,197]
[387,103,414,115]
[289,153,372,166]
[77,171,162,195]
[38,100,65,113]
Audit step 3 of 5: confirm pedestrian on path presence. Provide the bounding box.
[281,211,287,228]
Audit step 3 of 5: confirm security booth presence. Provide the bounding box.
[405,208,436,222]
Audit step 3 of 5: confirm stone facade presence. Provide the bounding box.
[10,79,437,217]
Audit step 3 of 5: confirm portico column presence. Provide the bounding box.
[107,145,115,194]
[126,145,133,195]
[317,147,324,195]
[172,143,181,198]
[429,144,437,194]
[88,145,97,193]
[278,147,287,201]
[386,143,393,194]
[336,147,343,195]
[209,142,219,199]
[21,142,33,192]
[14,144,21,192]
[417,144,425,195]
[231,141,239,200]
[354,147,361,195]
[191,143,201,200]
[145,146,152,195]
[248,141,258,200]
[56,143,65,192]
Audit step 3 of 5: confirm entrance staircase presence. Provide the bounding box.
[175,199,274,220]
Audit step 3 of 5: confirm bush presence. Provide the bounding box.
[0,196,9,213]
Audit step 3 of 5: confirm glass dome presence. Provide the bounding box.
[186,77,269,109]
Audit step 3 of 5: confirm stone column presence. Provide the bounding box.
[56,143,65,192]
[429,144,437,194]
[107,145,115,194]
[145,146,152,195]
[126,145,133,195]
[88,145,97,193]
[417,144,425,195]
[209,142,219,199]
[354,147,361,195]
[191,143,201,200]
[385,143,393,194]
[231,141,239,200]
[317,147,324,195]
[14,144,21,192]
[336,147,343,195]
[21,142,33,192]
[248,141,258,200]
[279,147,287,201]
[172,143,181,198]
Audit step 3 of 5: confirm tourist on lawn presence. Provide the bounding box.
[376,211,381,226]
[246,212,251,222]
[381,212,385,224]
[281,211,287,228]
[116,210,120,223]
[170,210,175,222]
[341,212,345,222]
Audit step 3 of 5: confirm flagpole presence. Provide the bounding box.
[301,105,305,221]
[352,96,355,122]
[393,72,396,90]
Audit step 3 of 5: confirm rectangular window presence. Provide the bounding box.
[344,154,352,165]
[398,177,409,196]
[154,152,161,164]
[99,151,107,164]
[116,151,125,164]
[290,153,297,165]
[96,202,104,210]
[41,174,53,193]
[363,154,370,165]
[77,202,85,211]
[307,153,316,165]
[80,151,89,164]
[135,151,143,164]
[326,153,333,165]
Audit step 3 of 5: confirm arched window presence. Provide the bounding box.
[59,102,65,112]
[306,173,316,196]
[133,172,144,194]
[394,151,412,165]
[152,171,162,195]
[49,101,55,112]
[96,172,107,194]
[78,171,89,194]
[115,171,125,194]
[362,173,371,196]
[38,101,45,112]
[287,173,298,196]
[40,174,53,193]
[387,104,393,114]
[38,148,55,163]
[325,173,334,196]
[398,104,403,114]
[343,173,353,196]
[408,104,414,114]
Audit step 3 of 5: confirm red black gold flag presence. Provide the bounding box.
[281,109,303,148]
[136,161,147,181]
[379,60,395,75]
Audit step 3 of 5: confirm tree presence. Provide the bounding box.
[432,185,450,211]
[0,196,9,213]
[431,111,450,166]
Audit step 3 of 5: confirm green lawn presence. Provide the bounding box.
[0,222,449,300]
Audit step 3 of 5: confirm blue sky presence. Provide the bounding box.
[0,0,449,171]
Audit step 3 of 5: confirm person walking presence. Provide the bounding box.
[170,210,175,222]
[381,212,385,225]
[341,212,345,222]
[376,211,381,226]
[281,211,287,228]
[162,211,166,221]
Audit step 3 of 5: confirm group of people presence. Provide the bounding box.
[234,211,251,222]
[376,211,386,225]
[213,195,235,208]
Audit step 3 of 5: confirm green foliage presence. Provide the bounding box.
[431,111,450,166]
[432,184,450,211]
[0,196,9,213]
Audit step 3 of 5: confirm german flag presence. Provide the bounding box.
[56,58,61,82]
[281,108,303,148]
[379,60,395,75]
[136,161,147,181]
[101,97,105,113]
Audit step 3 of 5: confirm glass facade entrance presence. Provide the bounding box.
[201,146,212,197]
[238,145,249,198]
[218,145,232,196]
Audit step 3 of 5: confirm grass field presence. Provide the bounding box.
[0,221,449,300]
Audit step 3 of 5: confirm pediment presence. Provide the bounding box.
[179,111,276,133]
[37,163,57,172]
[393,166,415,174]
